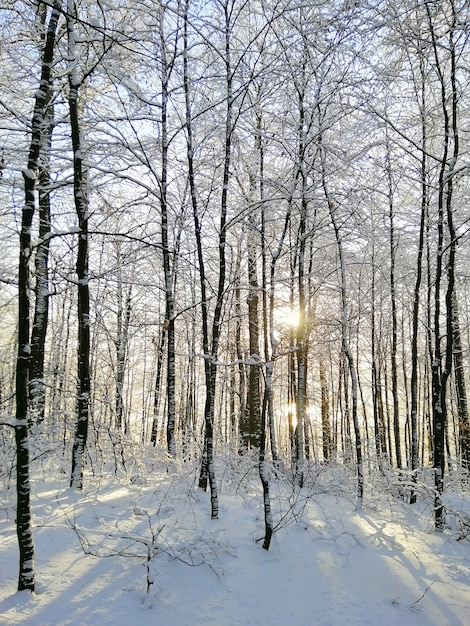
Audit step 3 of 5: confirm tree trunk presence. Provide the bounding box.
[183,0,219,517]
[320,362,332,462]
[370,240,385,471]
[245,206,261,449]
[259,363,273,550]
[322,167,363,510]
[115,277,131,433]
[235,267,247,453]
[151,323,166,445]
[425,0,460,530]
[29,87,53,425]
[385,136,402,470]
[451,293,470,471]
[257,110,278,463]
[293,44,310,488]
[68,4,90,491]
[16,0,61,591]
[196,0,233,514]
[158,10,176,458]
[408,25,430,505]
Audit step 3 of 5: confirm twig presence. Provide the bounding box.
[412,580,450,609]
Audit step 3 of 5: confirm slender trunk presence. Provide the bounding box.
[385,137,402,470]
[409,36,428,504]
[256,98,279,543]
[245,205,261,449]
[16,0,61,591]
[288,268,297,466]
[322,165,363,509]
[452,293,470,470]
[370,241,383,470]
[151,324,167,445]
[197,0,233,517]
[68,4,90,491]
[183,1,219,517]
[293,48,309,488]
[337,230,363,509]
[29,92,53,425]
[159,12,176,458]
[295,251,306,486]
[115,282,131,432]
[425,0,459,530]
[264,147,294,467]
[259,362,273,550]
[235,264,247,452]
[320,361,332,462]
[258,109,278,462]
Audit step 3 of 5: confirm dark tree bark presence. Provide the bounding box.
[151,324,167,445]
[235,276,247,452]
[259,370,273,550]
[115,280,131,433]
[259,131,278,462]
[371,238,386,471]
[451,293,470,471]
[320,361,332,462]
[409,46,428,505]
[244,205,261,449]
[29,85,53,426]
[425,0,459,530]
[322,157,363,510]
[292,39,310,488]
[68,4,90,490]
[196,0,232,515]
[288,264,297,466]
[183,0,218,517]
[385,137,402,471]
[16,0,61,592]
[158,10,177,459]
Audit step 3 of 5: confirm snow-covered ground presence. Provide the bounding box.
[1,451,469,625]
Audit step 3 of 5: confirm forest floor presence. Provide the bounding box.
[0,448,469,625]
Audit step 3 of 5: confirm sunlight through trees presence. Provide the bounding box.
[1,0,470,592]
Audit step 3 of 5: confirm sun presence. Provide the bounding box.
[276,306,300,328]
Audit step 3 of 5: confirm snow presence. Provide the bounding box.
[1,452,469,626]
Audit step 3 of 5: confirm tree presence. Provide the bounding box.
[325,191,364,510]
[452,292,470,471]
[15,0,62,592]
[409,28,429,504]
[182,0,222,517]
[385,132,402,471]
[319,361,332,461]
[242,197,262,450]
[157,3,177,458]
[114,274,132,433]
[68,0,115,488]
[424,0,460,530]
[29,2,54,426]
[68,0,91,490]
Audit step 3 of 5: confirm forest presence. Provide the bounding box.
[1,0,470,612]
